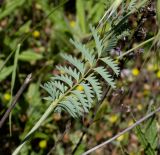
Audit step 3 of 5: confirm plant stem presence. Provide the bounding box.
[118,37,155,59]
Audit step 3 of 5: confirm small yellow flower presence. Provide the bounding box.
[76,85,84,91]
[117,134,124,142]
[108,114,118,123]
[137,104,143,111]
[132,68,140,76]
[70,20,76,28]
[60,70,65,74]
[156,70,160,78]
[32,30,40,38]
[39,140,47,149]
[4,93,11,101]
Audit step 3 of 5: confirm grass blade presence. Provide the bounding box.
[9,44,21,135]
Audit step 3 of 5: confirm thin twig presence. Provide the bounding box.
[47,121,71,155]
[82,106,160,155]
[118,37,154,59]
[0,73,32,128]
[72,131,85,155]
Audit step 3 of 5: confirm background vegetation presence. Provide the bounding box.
[0,0,160,155]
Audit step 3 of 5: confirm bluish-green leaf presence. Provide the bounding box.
[70,39,95,65]
[100,57,120,76]
[104,36,118,52]
[56,65,80,81]
[81,82,94,107]
[59,100,78,118]
[94,67,116,88]
[61,54,85,75]
[52,74,73,88]
[72,90,89,113]
[90,25,104,57]
[41,82,57,100]
[86,74,102,101]
[52,81,68,94]
[68,96,83,116]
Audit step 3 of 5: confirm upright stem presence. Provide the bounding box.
[118,37,155,59]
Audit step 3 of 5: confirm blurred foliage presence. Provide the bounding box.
[135,116,158,155]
